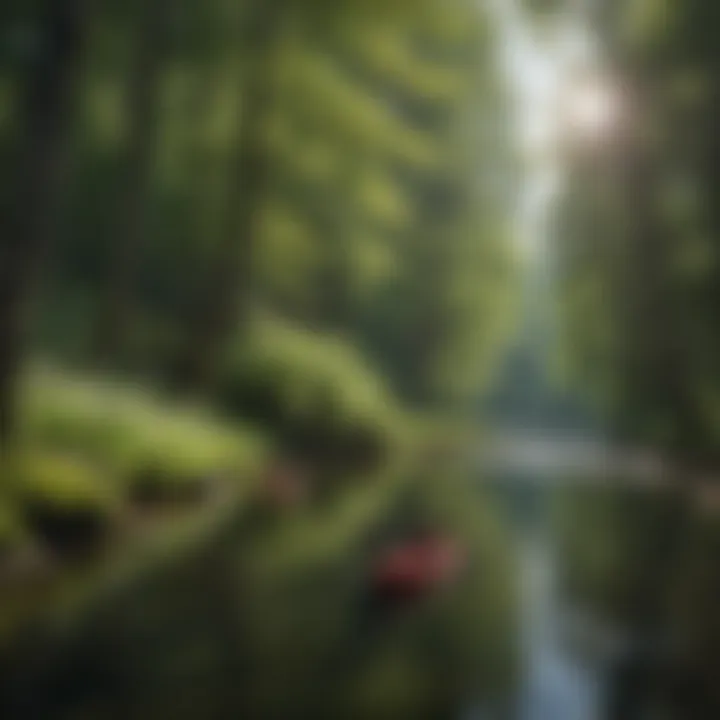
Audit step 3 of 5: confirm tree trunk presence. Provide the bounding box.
[177,0,285,392]
[92,0,172,363]
[0,0,87,447]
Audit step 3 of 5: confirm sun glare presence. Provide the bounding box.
[561,77,622,140]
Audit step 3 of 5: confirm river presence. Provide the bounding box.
[478,3,612,717]
[517,526,605,720]
[463,474,618,720]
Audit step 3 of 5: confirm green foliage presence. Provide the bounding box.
[555,0,720,467]
[21,368,146,470]
[2,460,518,719]
[1,0,513,417]
[10,451,119,552]
[219,321,400,479]
[19,366,267,504]
[403,473,519,693]
[128,418,257,504]
[12,452,118,514]
[0,2,519,714]
[234,468,517,718]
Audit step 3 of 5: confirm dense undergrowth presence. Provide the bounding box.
[217,320,404,485]
[0,365,268,556]
[0,324,406,557]
[1,463,518,719]
[0,335,519,718]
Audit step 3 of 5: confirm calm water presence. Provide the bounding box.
[463,479,612,720]
[2,467,684,720]
[516,527,606,720]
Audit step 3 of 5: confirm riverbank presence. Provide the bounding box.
[1,465,519,719]
[553,481,720,718]
[0,369,519,718]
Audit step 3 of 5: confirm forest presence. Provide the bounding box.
[0,0,720,718]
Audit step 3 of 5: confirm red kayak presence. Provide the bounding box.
[370,534,466,603]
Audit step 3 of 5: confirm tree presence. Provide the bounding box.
[177,0,289,390]
[556,0,720,472]
[92,0,173,362]
[0,0,88,446]
[176,0,492,394]
[3,0,516,420]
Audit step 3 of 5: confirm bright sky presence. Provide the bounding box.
[492,0,600,159]
[485,0,613,252]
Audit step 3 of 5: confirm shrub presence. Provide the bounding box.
[127,420,252,505]
[126,400,265,503]
[12,452,120,554]
[18,366,268,506]
[218,321,399,480]
[20,368,148,470]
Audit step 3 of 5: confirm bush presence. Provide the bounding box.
[127,417,256,505]
[12,452,120,554]
[20,368,149,470]
[218,321,400,481]
[18,366,268,506]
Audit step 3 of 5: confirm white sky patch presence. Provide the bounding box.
[484,0,601,253]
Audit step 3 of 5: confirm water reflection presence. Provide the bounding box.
[517,524,605,720]
[1,455,714,720]
[0,474,518,719]
[478,454,700,720]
